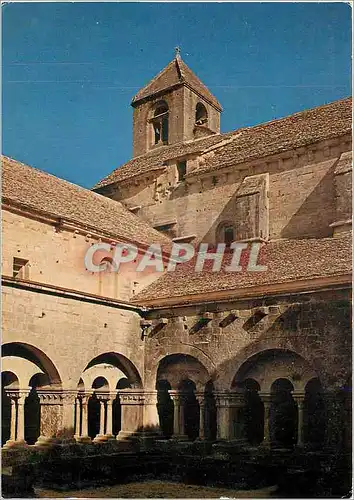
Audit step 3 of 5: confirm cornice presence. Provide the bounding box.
[133,274,352,309]
[1,275,144,312]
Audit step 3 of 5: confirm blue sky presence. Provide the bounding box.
[2,2,351,188]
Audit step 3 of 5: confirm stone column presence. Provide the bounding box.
[169,390,188,440]
[293,392,305,447]
[143,390,161,436]
[260,393,272,446]
[59,391,77,444]
[195,393,205,440]
[74,398,81,439]
[215,392,232,441]
[3,390,29,448]
[10,399,16,441]
[105,395,115,440]
[229,392,246,443]
[93,394,109,442]
[76,393,92,443]
[116,389,145,440]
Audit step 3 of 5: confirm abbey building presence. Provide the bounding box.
[2,54,352,456]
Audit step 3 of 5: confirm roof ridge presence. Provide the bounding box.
[131,58,179,104]
[241,96,352,133]
[2,155,171,246]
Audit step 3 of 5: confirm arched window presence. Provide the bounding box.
[216,222,235,245]
[151,101,169,146]
[195,103,208,126]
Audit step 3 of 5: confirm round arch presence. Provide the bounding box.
[215,339,318,390]
[2,342,62,387]
[147,346,216,390]
[232,348,317,392]
[84,352,143,389]
[157,353,211,391]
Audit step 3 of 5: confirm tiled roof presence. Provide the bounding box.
[93,97,352,190]
[2,156,170,247]
[93,133,227,189]
[191,97,352,178]
[131,55,222,110]
[134,235,352,304]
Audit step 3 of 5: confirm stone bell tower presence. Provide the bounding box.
[131,49,222,158]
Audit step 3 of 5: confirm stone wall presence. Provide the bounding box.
[2,209,163,301]
[2,283,144,390]
[143,288,352,392]
[111,135,351,243]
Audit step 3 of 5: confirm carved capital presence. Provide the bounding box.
[143,391,158,405]
[5,388,30,402]
[195,392,205,406]
[118,390,145,405]
[259,393,272,405]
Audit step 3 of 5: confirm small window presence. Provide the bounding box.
[224,226,235,245]
[216,223,236,246]
[177,161,187,182]
[13,257,29,279]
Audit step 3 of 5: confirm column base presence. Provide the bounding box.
[104,434,116,441]
[93,434,109,443]
[34,436,58,448]
[75,435,92,444]
[116,430,145,441]
[259,440,271,449]
[2,439,28,449]
[171,434,189,441]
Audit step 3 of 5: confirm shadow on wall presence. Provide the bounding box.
[280,165,336,239]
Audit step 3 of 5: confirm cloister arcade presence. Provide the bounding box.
[0,344,343,450]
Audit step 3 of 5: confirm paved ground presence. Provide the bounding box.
[36,481,278,498]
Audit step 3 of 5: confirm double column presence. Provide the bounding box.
[75,391,116,443]
[3,389,30,448]
[260,391,305,447]
[93,392,116,443]
[259,393,272,446]
[168,391,188,440]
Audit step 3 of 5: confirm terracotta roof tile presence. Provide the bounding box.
[191,97,352,178]
[134,236,352,304]
[131,56,222,110]
[2,156,170,247]
[93,133,226,189]
[93,97,351,190]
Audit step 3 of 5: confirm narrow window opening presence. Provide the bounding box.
[195,103,208,126]
[177,161,187,182]
[224,226,235,245]
[13,257,29,279]
[151,101,169,146]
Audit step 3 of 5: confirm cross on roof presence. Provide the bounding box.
[175,46,181,58]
